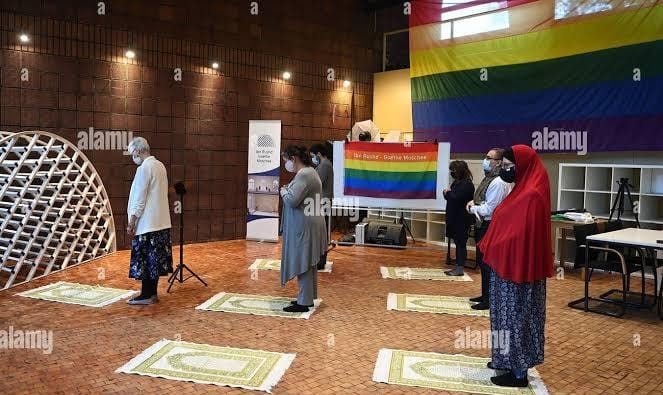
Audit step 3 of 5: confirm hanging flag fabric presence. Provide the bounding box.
[343,142,438,199]
[408,0,663,153]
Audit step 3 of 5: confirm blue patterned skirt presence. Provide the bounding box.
[489,270,546,371]
[129,229,174,280]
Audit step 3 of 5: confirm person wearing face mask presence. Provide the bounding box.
[126,137,173,305]
[477,145,554,388]
[279,145,328,312]
[310,142,334,270]
[465,148,513,310]
[442,160,475,276]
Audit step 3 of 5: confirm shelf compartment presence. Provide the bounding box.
[586,167,612,192]
[612,168,640,193]
[639,195,663,224]
[641,168,663,195]
[585,192,611,217]
[559,190,584,211]
[560,166,586,190]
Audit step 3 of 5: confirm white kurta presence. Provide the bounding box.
[280,167,328,286]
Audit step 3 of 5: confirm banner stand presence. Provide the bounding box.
[246,120,281,242]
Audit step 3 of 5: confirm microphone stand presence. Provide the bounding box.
[167,182,208,292]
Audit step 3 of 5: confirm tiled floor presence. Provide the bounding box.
[1,239,662,394]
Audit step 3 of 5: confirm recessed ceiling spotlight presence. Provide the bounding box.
[19,33,30,43]
[125,50,136,59]
[212,62,219,69]
[282,71,291,80]
[343,80,351,88]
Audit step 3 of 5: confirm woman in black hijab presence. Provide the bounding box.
[443,160,475,276]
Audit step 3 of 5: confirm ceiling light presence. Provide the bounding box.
[283,71,291,80]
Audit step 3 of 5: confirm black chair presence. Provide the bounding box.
[568,222,647,317]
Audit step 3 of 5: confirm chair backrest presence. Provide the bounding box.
[573,222,599,269]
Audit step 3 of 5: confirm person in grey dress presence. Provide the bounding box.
[280,145,328,313]
[310,142,333,270]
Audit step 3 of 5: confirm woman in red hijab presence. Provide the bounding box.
[477,145,554,388]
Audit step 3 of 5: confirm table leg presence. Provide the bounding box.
[560,227,567,267]
[584,240,590,311]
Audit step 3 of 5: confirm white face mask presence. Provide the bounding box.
[312,156,320,166]
[284,159,295,173]
[132,154,143,166]
[482,158,492,172]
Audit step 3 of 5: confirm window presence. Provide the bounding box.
[554,0,654,20]
[439,0,510,40]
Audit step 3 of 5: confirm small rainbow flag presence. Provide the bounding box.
[344,142,438,199]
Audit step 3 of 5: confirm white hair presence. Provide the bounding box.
[128,137,150,154]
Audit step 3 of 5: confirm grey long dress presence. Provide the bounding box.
[280,167,328,286]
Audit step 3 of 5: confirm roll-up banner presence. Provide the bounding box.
[246,120,281,242]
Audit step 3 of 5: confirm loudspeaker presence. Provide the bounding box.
[365,220,406,246]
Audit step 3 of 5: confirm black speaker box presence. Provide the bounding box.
[365,221,406,246]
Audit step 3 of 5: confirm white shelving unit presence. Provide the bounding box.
[556,163,663,263]
[367,209,448,246]
[558,164,663,225]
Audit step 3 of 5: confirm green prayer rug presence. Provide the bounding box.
[373,349,548,395]
[116,339,295,393]
[387,293,489,317]
[196,292,322,319]
[380,266,473,281]
[249,258,333,273]
[16,281,137,307]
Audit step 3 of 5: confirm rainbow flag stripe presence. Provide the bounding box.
[344,142,438,199]
[409,1,663,152]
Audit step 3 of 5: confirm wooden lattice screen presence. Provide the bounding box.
[0,131,116,290]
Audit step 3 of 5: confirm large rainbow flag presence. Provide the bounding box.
[409,0,663,152]
[344,142,438,199]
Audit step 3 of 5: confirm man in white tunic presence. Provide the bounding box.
[465,148,513,310]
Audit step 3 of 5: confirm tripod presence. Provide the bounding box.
[609,177,640,228]
[167,182,208,293]
[398,211,416,245]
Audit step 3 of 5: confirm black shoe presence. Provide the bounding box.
[471,302,489,310]
[283,304,310,313]
[469,296,483,303]
[490,372,529,388]
[290,301,313,307]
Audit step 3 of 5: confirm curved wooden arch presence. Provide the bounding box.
[0,131,116,290]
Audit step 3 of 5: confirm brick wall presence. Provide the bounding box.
[0,0,377,249]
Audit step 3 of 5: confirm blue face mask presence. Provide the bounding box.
[482,158,492,172]
[312,156,320,166]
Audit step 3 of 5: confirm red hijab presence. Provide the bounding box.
[478,145,554,283]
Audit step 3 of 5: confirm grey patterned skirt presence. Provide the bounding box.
[489,270,547,371]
